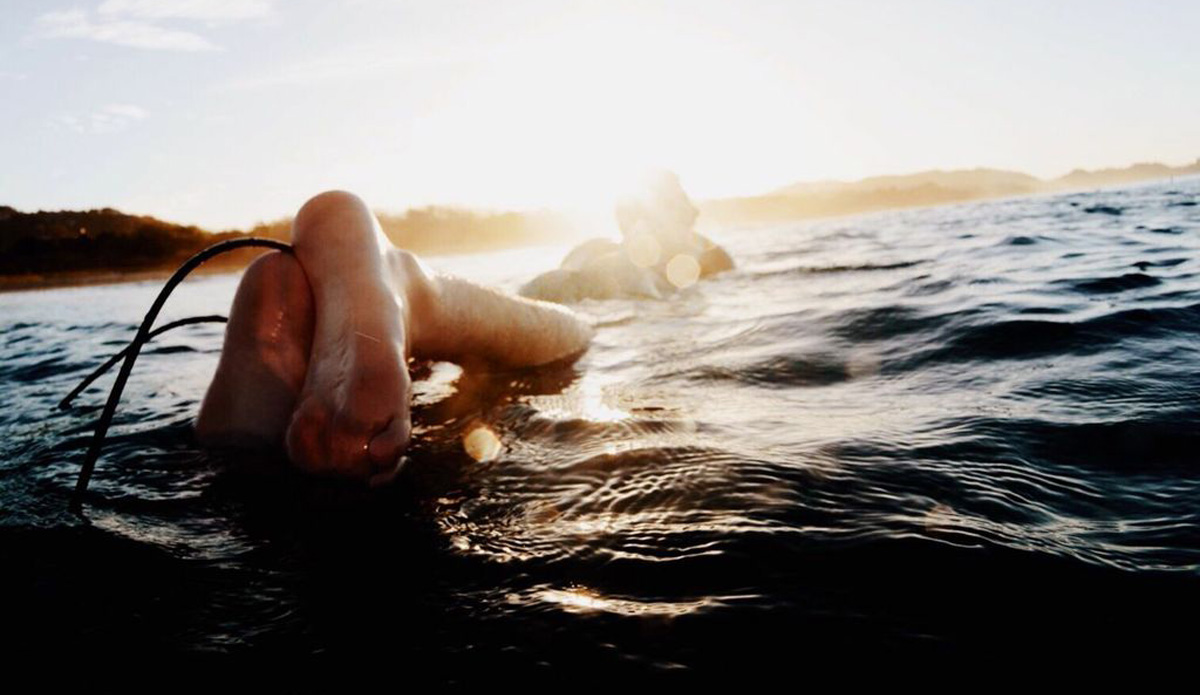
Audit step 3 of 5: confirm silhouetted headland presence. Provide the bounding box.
[0,204,573,291]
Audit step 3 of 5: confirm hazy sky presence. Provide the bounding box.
[1,0,1197,229]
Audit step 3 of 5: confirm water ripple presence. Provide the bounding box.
[3,178,1200,666]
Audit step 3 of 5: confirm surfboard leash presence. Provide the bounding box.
[65,237,293,514]
[58,314,229,411]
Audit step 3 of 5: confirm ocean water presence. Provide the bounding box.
[2,179,1198,673]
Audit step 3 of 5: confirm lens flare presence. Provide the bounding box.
[463,424,502,462]
[665,253,701,289]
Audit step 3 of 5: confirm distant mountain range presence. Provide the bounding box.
[2,158,1197,290]
[699,158,1200,228]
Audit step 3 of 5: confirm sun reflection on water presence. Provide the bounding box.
[530,585,725,617]
[528,371,630,423]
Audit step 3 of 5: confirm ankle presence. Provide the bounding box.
[386,248,441,357]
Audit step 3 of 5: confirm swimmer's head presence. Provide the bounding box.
[615,170,700,258]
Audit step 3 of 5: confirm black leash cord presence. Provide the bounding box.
[70,237,293,514]
[58,315,229,410]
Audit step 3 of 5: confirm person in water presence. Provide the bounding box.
[519,170,733,302]
[194,190,595,487]
[196,175,731,485]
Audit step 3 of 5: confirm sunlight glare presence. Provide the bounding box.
[624,231,661,268]
[404,16,811,213]
[463,424,502,462]
[665,253,701,288]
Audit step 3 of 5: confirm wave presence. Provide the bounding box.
[3,177,1200,664]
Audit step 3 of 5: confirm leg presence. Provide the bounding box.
[414,272,596,368]
[199,189,595,486]
[284,190,413,485]
[285,189,592,481]
[195,250,314,449]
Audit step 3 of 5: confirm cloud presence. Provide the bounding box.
[50,104,151,134]
[97,0,273,22]
[103,103,150,119]
[34,1,274,51]
[36,8,218,51]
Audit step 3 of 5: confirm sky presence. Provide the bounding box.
[1,0,1198,230]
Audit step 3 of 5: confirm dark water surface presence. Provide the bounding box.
[3,179,1199,674]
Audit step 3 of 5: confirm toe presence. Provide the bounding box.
[367,417,411,469]
[368,455,408,488]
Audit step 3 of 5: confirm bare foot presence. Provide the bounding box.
[284,191,414,485]
[195,250,314,450]
[199,189,593,484]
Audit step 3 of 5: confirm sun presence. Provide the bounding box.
[399,14,816,215]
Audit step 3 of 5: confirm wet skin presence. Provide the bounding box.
[195,190,594,486]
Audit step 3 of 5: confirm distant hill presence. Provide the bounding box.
[0,204,575,290]
[243,206,574,257]
[1051,160,1200,189]
[770,168,1043,198]
[700,159,1200,228]
[0,206,269,287]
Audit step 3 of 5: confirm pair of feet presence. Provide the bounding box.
[196,191,423,486]
[195,190,597,486]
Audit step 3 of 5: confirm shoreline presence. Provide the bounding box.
[697,173,1200,232]
[0,264,247,294]
[0,238,572,294]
